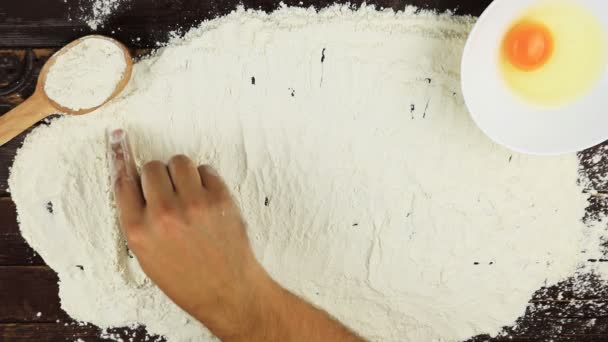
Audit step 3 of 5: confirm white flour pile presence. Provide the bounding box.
[9,5,601,342]
[44,37,127,111]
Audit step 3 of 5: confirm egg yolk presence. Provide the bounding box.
[502,20,554,71]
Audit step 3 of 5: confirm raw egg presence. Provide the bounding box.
[499,1,607,106]
[502,20,554,71]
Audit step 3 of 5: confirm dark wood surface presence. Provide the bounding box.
[2,0,608,341]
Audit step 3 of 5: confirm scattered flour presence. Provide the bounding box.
[9,5,603,342]
[44,37,127,111]
[85,0,125,29]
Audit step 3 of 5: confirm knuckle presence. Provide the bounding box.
[184,198,205,217]
[123,224,145,247]
[169,154,191,168]
[202,164,219,176]
[152,206,180,228]
[198,164,216,179]
[142,160,164,173]
[122,217,143,230]
[119,214,144,231]
[213,190,232,204]
[152,202,174,216]
[156,213,186,237]
[114,175,134,189]
[207,196,230,213]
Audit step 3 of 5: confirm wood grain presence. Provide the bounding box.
[0,132,26,195]
[0,198,44,265]
[0,0,493,48]
[0,323,164,342]
[0,266,165,340]
[0,266,68,323]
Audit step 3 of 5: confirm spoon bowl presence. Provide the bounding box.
[0,35,133,145]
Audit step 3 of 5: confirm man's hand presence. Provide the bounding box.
[107,129,364,342]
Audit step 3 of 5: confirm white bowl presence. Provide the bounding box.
[461,0,608,155]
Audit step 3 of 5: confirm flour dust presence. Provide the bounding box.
[9,5,603,342]
[82,0,126,29]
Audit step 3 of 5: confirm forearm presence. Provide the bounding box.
[260,285,364,342]
[215,275,364,342]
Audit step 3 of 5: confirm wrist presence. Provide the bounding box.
[239,265,289,340]
[203,261,284,341]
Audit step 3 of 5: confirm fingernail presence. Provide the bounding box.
[107,128,132,185]
[206,165,219,176]
[108,128,126,145]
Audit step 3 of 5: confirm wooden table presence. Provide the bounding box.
[2,0,608,341]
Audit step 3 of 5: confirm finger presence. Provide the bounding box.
[167,155,203,200]
[107,129,145,229]
[141,160,175,206]
[198,165,229,197]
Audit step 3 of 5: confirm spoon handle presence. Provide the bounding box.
[0,93,55,146]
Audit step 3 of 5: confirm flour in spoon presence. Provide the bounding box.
[9,6,601,342]
[44,37,127,111]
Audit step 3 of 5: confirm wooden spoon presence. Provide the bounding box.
[0,35,133,146]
